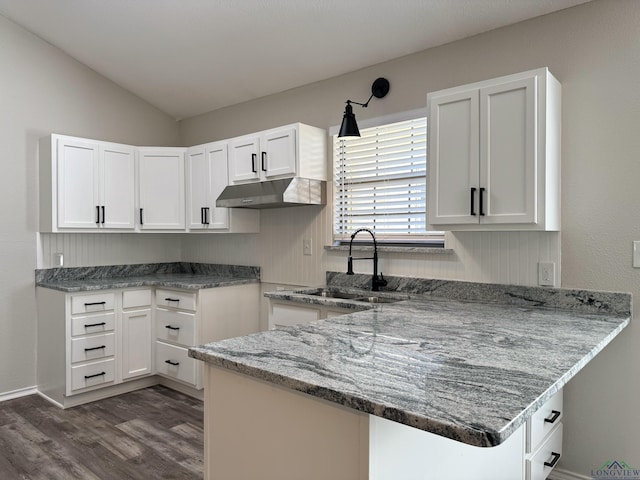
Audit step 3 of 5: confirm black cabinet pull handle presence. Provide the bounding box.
[84,371,106,379]
[84,301,106,306]
[165,360,180,366]
[96,206,100,224]
[201,207,205,225]
[165,325,180,331]
[164,297,180,302]
[204,207,210,225]
[479,187,486,216]
[470,188,477,216]
[544,409,561,424]
[84,345,106,352]
[261,151,267,172]
[544,452,561,468]
[101,206,105,224]
[251,153,257,173]
[139,208,144,225]
[84,321,106,328]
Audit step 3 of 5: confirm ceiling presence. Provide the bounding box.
[0,0,590,120]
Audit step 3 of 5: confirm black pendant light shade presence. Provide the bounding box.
[338,77,390,138]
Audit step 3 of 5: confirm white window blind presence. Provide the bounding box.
[334,116,434,241]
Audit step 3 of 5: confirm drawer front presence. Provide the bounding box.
[70,312,115,337]
[527,423,563,480]
[70,358,115,391]
[528,390,563,451]
[155,341,197,386]
[71,292,115,314]
[156,308,196,346]
[70,332,116,363]
[123,289,152,309]
[155,289,196,311]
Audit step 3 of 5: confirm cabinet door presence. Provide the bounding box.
[262,127,297,178]
[57,138,100,229]
[269,303,320,330]
[187,146,209,229]
[427,88,480,226]
[228,135,260,183]
[122,308,152,379]
[206,141,230,229]
[138,148,185,229]
[101,142,136,229]
[480,76,536,225]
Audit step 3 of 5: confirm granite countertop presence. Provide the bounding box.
[190,272,631,447]
[36,262,260,292]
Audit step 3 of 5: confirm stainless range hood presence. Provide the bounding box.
[216,177,326,209]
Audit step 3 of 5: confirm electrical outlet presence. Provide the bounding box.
[54,253,64,267]
[633,241,640,267]
[303,238,312,256]
[538,262,555,286]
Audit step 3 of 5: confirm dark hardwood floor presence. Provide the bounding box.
[0,385,203,480]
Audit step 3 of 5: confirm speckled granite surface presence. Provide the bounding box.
[36,262,260,292]
[192,274,630,447]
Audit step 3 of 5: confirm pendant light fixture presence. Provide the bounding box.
[338,77,390,138]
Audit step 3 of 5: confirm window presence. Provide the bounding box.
[333,114,443,244]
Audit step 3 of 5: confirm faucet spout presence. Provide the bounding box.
[346,228,388,291]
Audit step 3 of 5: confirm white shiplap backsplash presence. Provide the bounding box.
[38,205,560,288]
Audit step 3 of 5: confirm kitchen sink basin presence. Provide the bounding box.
[300,289,402,304]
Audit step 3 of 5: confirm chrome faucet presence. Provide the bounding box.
[346,228,388,291]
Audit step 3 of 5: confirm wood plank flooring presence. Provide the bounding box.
[0,385,203,480]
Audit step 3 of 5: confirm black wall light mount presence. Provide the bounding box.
[338,77,390,138]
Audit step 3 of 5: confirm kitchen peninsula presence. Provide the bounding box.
[190,273,630,480]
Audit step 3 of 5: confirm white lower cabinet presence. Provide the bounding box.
[36,282,260,407]
[121,289,152,380]
[155,283,260,390]
[268,299,356,330]
[369,389,563,480]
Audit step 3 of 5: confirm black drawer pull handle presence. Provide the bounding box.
[84,321,106,328]
[251,153,257,173]
[84,345,106,352]
[544,410,561,424]
[165,360,180,366]
[84,371,106,380]
[84,301,106,307]
[165,325,180,331]
[164,298,180,302]
[470,187,477,216]
[544,452,561,468]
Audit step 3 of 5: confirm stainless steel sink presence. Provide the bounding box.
[300,289,402,304]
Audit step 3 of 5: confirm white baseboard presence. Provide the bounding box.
[0,386,37,402]
[550,468,592,480]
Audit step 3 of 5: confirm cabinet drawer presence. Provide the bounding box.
[269,302,320,330]
[528,390,563,452]
[155,341,197,386]
[70,358,115,391]
[156,308,196,346]
[71,292,115,314]
[527,423,563,480]
[70,312,115,336]
[155,289,196,311]
[70,332,116,363]
[123,289,152,309]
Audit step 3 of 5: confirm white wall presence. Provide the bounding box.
[0,14,180,396]
[179,0,640,475]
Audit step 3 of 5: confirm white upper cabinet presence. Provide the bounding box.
[228,123,326,185]
[427,68,560,231]
[137,147,186,230]
[187,142,259,232]
[40,135,135,232]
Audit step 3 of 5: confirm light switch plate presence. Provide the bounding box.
[54,252,64,267]
[633,241,640,268]
[303,238,312,256]
[538,262,555,286]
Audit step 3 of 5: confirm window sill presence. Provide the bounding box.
[324,244,454,255]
